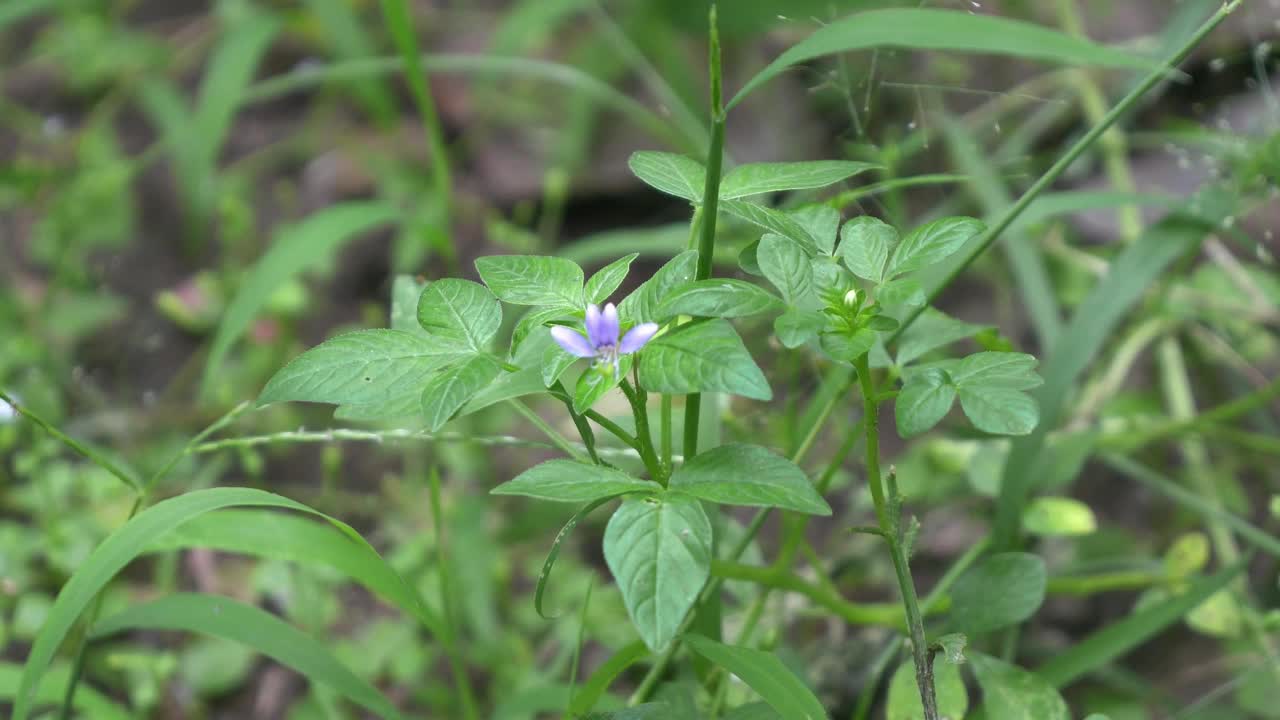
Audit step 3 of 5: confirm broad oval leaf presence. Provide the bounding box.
[949,352,1043,390]
[476,255,585,307]
[758,234,815,307]
[719,161,878,200]
[895,368,957,438]
[604,494,712,651]
[970,652,1069,720]
[658,279,784,320]
[775,309,826,349]
[949,552,1046,635]
[958,386,1040,436]
[839,216,897,282]
[92,594,403,720]
[416,278,502,352]
[420,354,502,431]
[888,216,985,277]
[729,8,1155,108]
[721,200,819,255]
[619,250,699,324]
[12,488,391,720]
[638,319,772,401]
[202,201,398,396]
[492,459,657,503]
[586,253,640,304]
[259,329,463,408]
[791,204,841,256]
[885,658,968,720]
[670,443,830,515]
[683,635,828,720]
[629,151,705,202]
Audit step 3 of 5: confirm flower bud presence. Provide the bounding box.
[843,288,860,308]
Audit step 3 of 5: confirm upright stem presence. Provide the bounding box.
[427,467,482,720]
[682,4,725,461]
[620,379,665,483]
[855,356,936,720]
[380,0,457,271]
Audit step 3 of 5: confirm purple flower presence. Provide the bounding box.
[550,303,659,374]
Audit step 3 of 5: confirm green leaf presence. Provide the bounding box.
[758,234,815,307]
[148,509,438,633]
[958,387,1040,436]
[573,356,631,414]
[887,216,985,277]
[0,662,131,720]
[819,328,876,363]
[416,278,503,352]
[259,330,462,407]
[886,658,968,720]
[896,308,989,366]
[670,443,831,515]
[895,368,957,438]
[92,594,402,720]
[721,200,818,255]
[658,279,784,320]
[492,460,656,503]
[683,635,828,720]
[202,201,398,396]
[790,205,841,255]
[729,7,1155,108]
[567,641,650,715]
[638,320,772,401]
[719,161,878,199]
[629,151,705,202]
[390,275,428,333]
[604,495,712,651]
[992,213,1215,548]
[775,310,825,349]
[542,342,578,387]
[950,352,1043,390]
[1035,561,1246,688]
[1021,497,1097,536]
[475,255,585,307]
[839,216,897,282]
[420,354,502,431]
[970,652,1068,720]
[950,552,1046,634]
[512,306,576,353]
[619,250,699,324]
[586,253,640,304]
[534,497,617,621]
[461,332,556,414]
[12,487,386,720]
[724,703,783,720]
[876,277,926,309]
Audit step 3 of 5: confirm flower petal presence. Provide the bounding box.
[585,304,605,348]
[619,322,659,354]
[600,303,620,346]
[550,326,596,358]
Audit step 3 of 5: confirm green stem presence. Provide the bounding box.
[856,355,937,720]
[619,379,665,483]
[683,4,725,462]
[509,400,592,463]
[629,359,842,704]
[659,394,673,471]
[709,561,905,626]
[550,381,603,462]
[426,467,481,720]
[0,389,141,493]
[886,0,1246,347]
[585,409,641,451]
[379,0,456,271]
[1103,374,1280,452]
